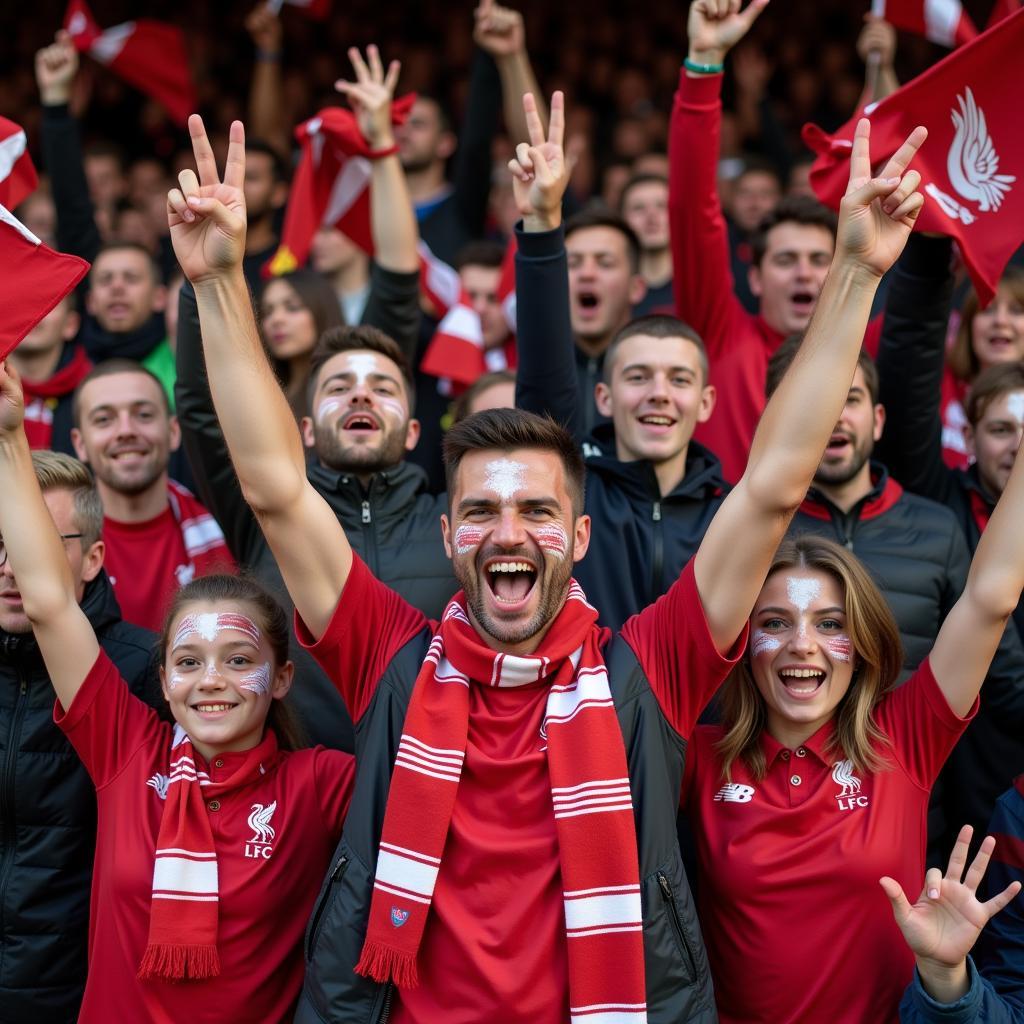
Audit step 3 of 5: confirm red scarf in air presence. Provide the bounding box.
[137,724,278,980]
[166,479,237,577]
[355,582,648,1022]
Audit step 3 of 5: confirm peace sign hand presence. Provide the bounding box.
[838,118,927,279]
[508,91,569,231]
[167,116,248,284]
[335,45,400,150]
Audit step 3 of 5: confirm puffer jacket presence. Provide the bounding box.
[0,570,159,1023]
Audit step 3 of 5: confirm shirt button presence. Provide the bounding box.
[790,775,802,786]
[208,800,221,811]
[781,751,790,761]
[214,758,224,768]
[796,748,807,758]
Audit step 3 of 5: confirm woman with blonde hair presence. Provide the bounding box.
[681,452,1024,1024]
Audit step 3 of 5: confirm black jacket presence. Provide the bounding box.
[295,627,716,1024]
[514,223,727,630]
[578,426,726,631]
[791,465,1024,852]
[175,283,456,752]
[0,571,158,1023]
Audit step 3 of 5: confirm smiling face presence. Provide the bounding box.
[71,371,179,498]
[86,247,164,334]
[966,389,1024,498]
[595,333,714,476]
[971,286,1024,371]
[749,568,856,748]
[303,349,419,475]
[441,449,590,654]
[749,222,834,336]
[261,279,318,363]
[161,601,292,761]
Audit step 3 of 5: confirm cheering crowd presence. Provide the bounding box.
[2,0,1024,1021]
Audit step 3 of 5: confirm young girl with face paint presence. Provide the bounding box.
[681,495,1024,1024]
[0,362,355,1022]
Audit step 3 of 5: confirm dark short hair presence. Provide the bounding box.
[765,332,879,405]
[246,139,290,185]
[83,140,125,172]
[443,408,585,516]
[72,358,171,428]
[455,240,505,272]
[306,324,415,414]
[565,209,642,275]
[91,240,162,285]
[604,315,708,383]
[618,172,668,213]
[735,156,784,190]
[451,370,516,424]
[966,362,1024,427]
[750,195,837,267]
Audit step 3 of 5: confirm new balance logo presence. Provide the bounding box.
[714,783,755,804]
[146,773,170,800]
[245,801,278,859]
[832,760,869,811]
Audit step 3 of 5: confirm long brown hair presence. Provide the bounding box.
[948,266,1024,382]
[716,536,903,781]
[158,574,306,751]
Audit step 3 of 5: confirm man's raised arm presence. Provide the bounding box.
[167,116,351,640]
[693,119,927,651]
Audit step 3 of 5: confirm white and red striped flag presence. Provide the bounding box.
[0,118,38,211]
[804,6,1024,305]
[0,204,89,361]
[63,0,197,126]
[872,0,978,47]
[266,0,333,20]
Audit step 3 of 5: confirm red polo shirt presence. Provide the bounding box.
[55,651,354,1024]
[681,659,975,1024]
[299,555,745,1024]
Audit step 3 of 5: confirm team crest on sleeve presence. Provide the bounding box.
[146,773,170,800]
[713,783,755,804]
[832,760,869,811]
[245,801,278,860]
[391,906,410,927]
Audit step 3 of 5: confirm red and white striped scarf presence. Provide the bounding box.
[356,582,648,1023]
[166,479,237,577]
[137,724,278,981]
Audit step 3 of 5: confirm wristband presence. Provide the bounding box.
[367,143,399,159]
[684,57,724,75]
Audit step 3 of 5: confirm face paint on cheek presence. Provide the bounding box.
[1006,392,1024,426]
[316,398,343,425]
[167,671,185,691]
[534,523,569,559]
[239,662,273,696]
[751,630,782,658]
[454,525,483,555]
[824,635,852,662]
[483,458,527,502]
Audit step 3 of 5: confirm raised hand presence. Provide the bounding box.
[167,116,248,284]
[687,0,770,66]
[857,14,897,67]
[474,0,526,58]
[0,361,25,438]
[507,91,568,231]
[335,45,400,150]
[34,30,78,106]
[881,826,1022,971]
[837,118,926,279]
[245,3,283,53]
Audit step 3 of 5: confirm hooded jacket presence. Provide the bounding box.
[0,570,158,1023]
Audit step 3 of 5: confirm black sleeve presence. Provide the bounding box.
[875,234,958,504]
[359,262,421,366]
[513,221,580,439]
[39,102,101,284]
[173,280,266,567]
[450,49,502,241]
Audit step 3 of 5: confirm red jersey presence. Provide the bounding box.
[55,651,354,1024]
[681,659,976,1024]
[669,71,880,484]
[299,555,745,1024]
[103,505,193,630]
[941,367,972,470]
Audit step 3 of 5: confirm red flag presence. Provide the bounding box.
[803,7,1024,305]
[267,0,332,19]
[987,0,1022,28]
[875,0,978,46]
[64,0,197,126]
[0,118,38,211]
[0,205,89,361]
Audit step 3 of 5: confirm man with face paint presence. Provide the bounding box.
[768,336,1024,857]
[170,68,927,1019]
[0,451,158,1023]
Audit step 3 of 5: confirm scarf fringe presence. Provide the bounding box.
[355,941,419,989]
[137,942,221,982]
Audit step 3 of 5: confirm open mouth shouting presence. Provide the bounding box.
[778,665,827,700]
[575,290,601,318]
[342,412,381,433]
[789,290,816,318]
[483,556,539,612]
[824,432,851,457]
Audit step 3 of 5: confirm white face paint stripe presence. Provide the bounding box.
[483,458,528,502]
[454,525,484,555]
[824,636,852,663]
[172,612,262,651]
[1006,392,1024,426]
[750,630,782,658]
[786,577,821,613]
[239,662,273,696]
[535,523,569,559]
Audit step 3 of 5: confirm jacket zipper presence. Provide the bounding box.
[377,982,394,1023]
[0,677,29,940]
[305,854,348,961]
[650,500,663,605]
[657,871,696,977]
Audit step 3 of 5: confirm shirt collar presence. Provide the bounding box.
[760,717,837,769]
